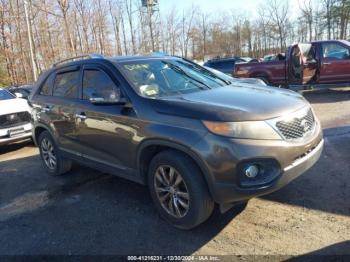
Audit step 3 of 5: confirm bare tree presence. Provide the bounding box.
[108,0,122,55]
[198,11,210,59]
[264,0,289,51]
[180,5,196,58]
[299,0,313,41]
[124,0,136,54]
[74,0,91,52]
[56,0,76,55]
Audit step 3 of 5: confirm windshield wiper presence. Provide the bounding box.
[176,57,231,85]
[161,60,211,90]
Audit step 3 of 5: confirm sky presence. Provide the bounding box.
[158,0,301,20]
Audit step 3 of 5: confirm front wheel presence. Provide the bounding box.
[148,150,214,229]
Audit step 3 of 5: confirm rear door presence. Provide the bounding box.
[33,65,81,152]
[319,41,350,83]
[51,66,81,151]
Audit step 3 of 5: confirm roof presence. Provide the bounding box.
[49,54,179,70]
[108,55,174,63]
[310,39,350,45]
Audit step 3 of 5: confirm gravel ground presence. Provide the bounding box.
[0,89,349,257]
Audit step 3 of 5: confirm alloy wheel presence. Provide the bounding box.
[41,138,56,170]
[154,165,190,218]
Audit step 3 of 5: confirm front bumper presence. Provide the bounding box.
[211,138,324,203]
[0,123,32,145]
[192,120,324,204]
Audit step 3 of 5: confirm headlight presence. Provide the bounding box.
[202,120,281,140]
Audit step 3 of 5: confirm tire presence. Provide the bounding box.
[38,131,72,176]
[148,150,214,229]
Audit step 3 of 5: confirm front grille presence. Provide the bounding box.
[0,111,31,129]
[276,109,315,139]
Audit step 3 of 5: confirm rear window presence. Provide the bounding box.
[53,70,80,98]
[0,89,15,100]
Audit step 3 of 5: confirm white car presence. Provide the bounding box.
[0,88,32,145]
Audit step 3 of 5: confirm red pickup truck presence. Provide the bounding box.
[234,40,350,88]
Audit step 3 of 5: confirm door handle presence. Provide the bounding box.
[322,62,331,65]
[75,113,87,120]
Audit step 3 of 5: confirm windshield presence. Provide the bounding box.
[0,89,15,100]
[118,59,229,98]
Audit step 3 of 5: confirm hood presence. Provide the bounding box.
[0,98,31,115]
[152,84,308,121]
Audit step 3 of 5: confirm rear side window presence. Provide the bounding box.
[53,70,80,98]
[83,69,119,100]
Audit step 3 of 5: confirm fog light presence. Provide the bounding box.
[245,165,259,178]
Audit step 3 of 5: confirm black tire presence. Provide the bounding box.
[38,130,72,176]
[148,150,214,229]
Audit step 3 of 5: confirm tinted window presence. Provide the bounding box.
[53,70,80,98]
[40,73,54,96]
[0,89,15,100]
[83,69,119,100]
[322,43,350,59]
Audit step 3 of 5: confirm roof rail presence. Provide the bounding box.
[51,53,104,67]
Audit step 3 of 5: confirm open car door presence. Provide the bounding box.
[288,43,317,85]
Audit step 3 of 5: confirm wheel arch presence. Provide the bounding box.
[33,124,55,146]
[136,139,215,197]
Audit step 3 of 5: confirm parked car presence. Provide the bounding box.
[0,88,32,145]
[30,54,323,229]
[234,40,350,88]
[203,57,247,74]
[204,66,267,86]
[9,85,33,100]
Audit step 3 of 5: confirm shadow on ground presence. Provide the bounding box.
[304,88,350,104]
[0,139,33,155]
[0,153,246,255]
[285,240,350,261]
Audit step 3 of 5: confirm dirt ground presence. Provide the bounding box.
[0,89,349,257]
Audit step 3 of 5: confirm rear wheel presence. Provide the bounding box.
[38,131,72,176]
[148,150,214,229]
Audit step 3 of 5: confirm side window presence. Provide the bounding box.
[39,73,54,96]
[212,62,222,69]
[322,43,350,59]
[83,69,120,100]
[53,70,80,98]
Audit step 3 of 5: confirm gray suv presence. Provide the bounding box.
[29,54,323,229]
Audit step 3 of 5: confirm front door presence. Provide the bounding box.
[288,44,317,85]
[319,41,350,84]
[74,64,138,172]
